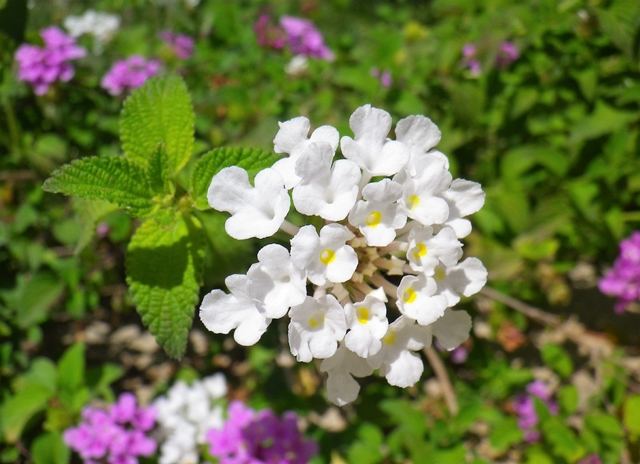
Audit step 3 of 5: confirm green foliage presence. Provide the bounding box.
[541,344,574,379]
[126,216,204,358]
[43,156,156,217]
[120,75,195,174]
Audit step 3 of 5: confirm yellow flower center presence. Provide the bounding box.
[407,194,420,210]
[319,249,336,265]
[308,311,325,328]
[366,211,382,227]
[403,288,417,303]
[434,267,446,281]
[383,329,396,345]
[356,307,370,324]
[412,243,427,259]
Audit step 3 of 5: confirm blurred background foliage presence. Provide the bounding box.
[1,0,640,463]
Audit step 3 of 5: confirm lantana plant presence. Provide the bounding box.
[43,75,486,404]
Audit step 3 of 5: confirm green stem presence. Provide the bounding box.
[3,95,21,158]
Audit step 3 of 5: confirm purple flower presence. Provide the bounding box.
[14,26,86,95]
[461,41,519,75]
[599,231,640,313]
[206,400,318,464]
[495,41,519,68]
[254,14,287,49]
[280,16,334,61]
[100,56,161,96]
[370,67,392,88]
[64,393,157,464]
[159,31,194,60]
[513,381,557,443]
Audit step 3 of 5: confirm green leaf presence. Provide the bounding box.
[43,156,155,218]
[3,272,65,329]
[347,423,385,464]
[489,417,523,451]
[147,143,174,195]
[120,75,195,174]
[624,395,640,438]
[541,344,573,378]
[0,384,54,443]
[57,343,85,393]
[540,416,585,462]
[126,215,204,358]
[190,147,280,210]
[72,198,119,252]
[558,385,579,415]
[13,358,58,393]
[596,0,640,59]
[30,432,70,464]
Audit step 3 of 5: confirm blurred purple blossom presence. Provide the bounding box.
[461,43,481,76]
[599,231,640,313]
[280,16,334,61]
[450,345,469,364]
[159,31,195,60]
[15,26,86,95]
[100,56,161,96]
[64,393,157,464]
[370,67,392,88]
[253,14,287,49]
[496,41,520,68]
[461,41,519,75]
[513,380,557,443]
[206,400,318,464]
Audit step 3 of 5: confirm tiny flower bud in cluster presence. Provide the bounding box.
[200,104,487,405]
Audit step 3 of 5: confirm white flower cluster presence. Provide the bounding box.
[153,374,227,464]
[63,10,120,53]
[200,105,487,406]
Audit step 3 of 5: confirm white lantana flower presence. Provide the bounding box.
[344,292,388,357]
[199,274,271,346]
[288,295,348,362]
[273,116,339,188]
[290,224,358,286]
[406,225,463,274]
[367,316,429,387]
[432,258,488,307]
[394,115,442,175]
[201,104,487,405]
[246,244,307,319]
[441,179,486,238]
[340,105,409,176]
[207,167,290,239]
[394,154,452,225]
[320,343,374,406]
[348,179,407,246]
[292,142,361,221]
[397,273,449,326]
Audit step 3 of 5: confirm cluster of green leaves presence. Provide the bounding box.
[43,75,279,358]
[0,343,122,464]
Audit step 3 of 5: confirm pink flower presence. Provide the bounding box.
[14,26,86,95]
[64,394,156,464]
[496,41,520,68]
[599,231,640,313]
[159,31,195,60]
[206,400,318,464]
[370,67,392,88]
[253,14,287,49]
[280,16,334,61]
[100,56,161,96]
